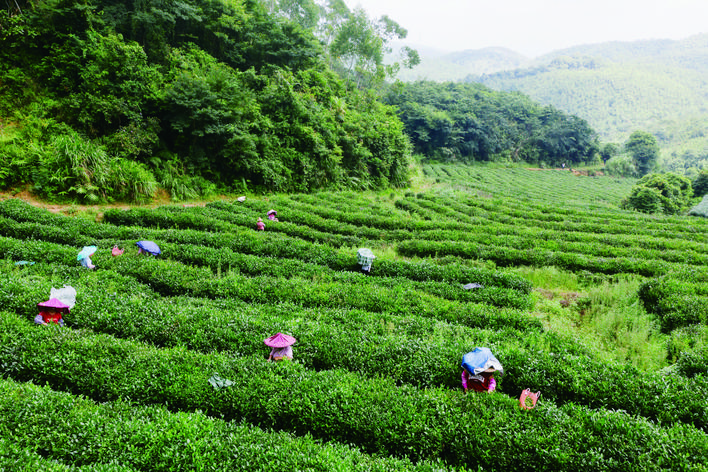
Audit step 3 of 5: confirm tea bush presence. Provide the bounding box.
[2,313,707,471]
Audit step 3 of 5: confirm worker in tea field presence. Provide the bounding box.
[256,217,265,231]
[357,248,375,275]
[461,347,504,393]
[77,245,97,270]
[264,332,296,361]
[34,298,70,327]
[136,240,161,256]
[267,209,279,222]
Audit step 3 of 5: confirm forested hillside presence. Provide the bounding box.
[395,34,708,174]
[468,35,708,173]
[383,81,599,166]
[0,0,605,202]
[0,0,417,199]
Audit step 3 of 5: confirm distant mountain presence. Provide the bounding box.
[395,46,530,82]
[395,34,708,172]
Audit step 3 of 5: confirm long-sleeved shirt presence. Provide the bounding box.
[269,345,293,360]
[461,369,496,392]
[35,311,65,327]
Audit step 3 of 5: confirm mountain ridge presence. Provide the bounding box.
[395,33,708,172]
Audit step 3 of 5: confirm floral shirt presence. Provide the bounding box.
[461,369,496,392]
[269,345,293,359]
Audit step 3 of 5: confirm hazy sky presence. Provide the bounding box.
[343,0,708,57]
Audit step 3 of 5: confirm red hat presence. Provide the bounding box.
[264,332,296,348]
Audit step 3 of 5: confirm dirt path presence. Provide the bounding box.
[0,189,209,220]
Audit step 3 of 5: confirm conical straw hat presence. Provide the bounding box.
[264,332,296,348]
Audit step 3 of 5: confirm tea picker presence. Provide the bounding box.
[136,240,161,256]
[264,332,296,361]
[356,248,375,275]
[77,245,97,269]
[461,347,503,393]
[35,297,71,327]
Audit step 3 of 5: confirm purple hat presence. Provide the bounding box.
[267,209,277,216]
[37,298,71,313]
[264,332,296,348]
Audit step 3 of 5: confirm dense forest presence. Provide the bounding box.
[1,0,600,202]
[383,81,599,166]
[395,34,708,176]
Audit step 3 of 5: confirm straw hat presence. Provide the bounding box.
[264,332,296,348]
[37,298,71,313]
[77,245,97,261]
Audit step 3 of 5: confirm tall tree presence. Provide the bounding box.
[320,4,418,89]
[625,130,659,176]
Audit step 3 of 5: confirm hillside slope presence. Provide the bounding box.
[1,165,707,470]
[397,34,708,171]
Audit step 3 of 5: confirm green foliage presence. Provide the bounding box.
[622,172,693,215]
[599,142,619,164]
[625,130,660,176]
[667,325,708,377]
[383,81,599,165]
[30,129,156,203]
[0,378,441,471]
[0,0,415,197]
[692,169,708,197]
[0,140,30,189]
[638,269,708,332]
[109,158,158,203]
[604,153,636,177]
[57,30,163,137]
[622,185,663,214]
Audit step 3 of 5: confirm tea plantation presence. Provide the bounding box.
[1,165,707,471]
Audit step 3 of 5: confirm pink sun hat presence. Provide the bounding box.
[264,332,296,348]
[37,298,71,313]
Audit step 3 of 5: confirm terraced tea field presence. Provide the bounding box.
[1,165,706,471]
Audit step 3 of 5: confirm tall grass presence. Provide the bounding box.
[515,266,668,371]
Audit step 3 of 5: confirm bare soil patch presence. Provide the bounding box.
[0,188,209,221]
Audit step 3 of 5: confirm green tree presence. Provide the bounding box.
[622,172,693,214]
[599,142,619,165]
[604,154,636,177]
[326,6,418,89]
[625,130,659,176]
[535,107,599,166]
[622,186,663,214]
[692,169,708,197]
[266,0,319,31]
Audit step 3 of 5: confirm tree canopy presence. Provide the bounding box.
[383,81,599,166]
[0,0,600,202]
[625,130,660,177]
[621,172,693,215]
[0,0,416,199]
